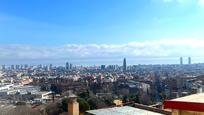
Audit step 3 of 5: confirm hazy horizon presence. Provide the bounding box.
[1,0,204,65]
[1,56,204,66]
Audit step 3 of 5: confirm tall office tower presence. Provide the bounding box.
[101,65,106,70]
[44,65,48,71]
[49,64,52,70]
[70,63,73,70]
[11,65,15,70]
[1,65,5,70]
[66,62,70,70]
[16,65,20,70]
[180,57,183,65]
[20,65,23,69]
[188,57,191,65]
[123,58,127,72]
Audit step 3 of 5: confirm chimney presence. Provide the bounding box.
[68,94,79,115]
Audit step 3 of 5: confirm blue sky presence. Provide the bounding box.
[1,0,204,65]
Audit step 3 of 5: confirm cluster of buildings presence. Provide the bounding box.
[0,70,53,105]
[180,57,191,65]
[1,57,204,114]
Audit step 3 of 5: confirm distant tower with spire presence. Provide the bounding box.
[180,57,183,65]
[123,58,127,72]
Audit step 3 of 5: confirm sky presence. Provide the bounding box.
[1,0,204,65]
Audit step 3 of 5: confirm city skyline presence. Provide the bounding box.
[0,57,200,67]
[2,1,204,115]
[1,0,204,64]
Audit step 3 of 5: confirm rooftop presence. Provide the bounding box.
[164,93,204,112]
[86,106,164,115]
[171,93,204,103]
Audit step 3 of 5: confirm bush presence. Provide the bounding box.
[77,98,90,112]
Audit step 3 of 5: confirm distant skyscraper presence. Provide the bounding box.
[20,65,23,69]
[70,63,73,70]
[11,65,15,70]
[188,57,191,65]
[49,64,52,70]
[123,58,127,72]
[44,65,48,71]
[1,65,5,70]
[16,65,20,70]
[101,65,106,70]
[180,57,183,65]
[66,62,70,70]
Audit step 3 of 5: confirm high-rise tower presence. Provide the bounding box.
[66,62,70,70]
[188,57,191,65]
[123,58,127,72]
[1,65,5,70]
[180,57,183,65]
[70,63,73,70]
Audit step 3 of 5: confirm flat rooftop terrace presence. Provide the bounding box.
[86,106,164,115]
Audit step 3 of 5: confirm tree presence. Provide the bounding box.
[45,103,63,115]
[103,96,114,106]
[60,98,68,112]
[130,95,139,103]
[79,91,89,99]
[160,91,167,102]
[50,84,61,94]
[122,95,127,103]
[77,98,90,112]
[139,93,152,105]
[87,97,106,109]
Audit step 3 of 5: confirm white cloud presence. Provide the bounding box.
[198,0,204,6]
[0,39,204,62]
[162,0,186,3]
[161,0,204,6]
